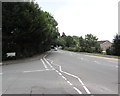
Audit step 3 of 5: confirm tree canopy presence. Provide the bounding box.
[2,2,59,60]
[106,34,120,56]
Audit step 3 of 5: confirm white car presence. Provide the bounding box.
[54,47,57,51]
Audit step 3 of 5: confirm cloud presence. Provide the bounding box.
[36,0,119,41]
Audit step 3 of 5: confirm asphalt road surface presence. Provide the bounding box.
[1,50,118,94]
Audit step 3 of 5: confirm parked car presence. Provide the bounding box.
[54,47,57,51]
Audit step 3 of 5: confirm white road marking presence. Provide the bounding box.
[58,72,62,76]
[44,56,83,94]
[43,58,53,68]
[67,81,73,86]
[55,70,59,73]
[94,61,99,64]
[73,87,82,94]
[0,73,2,75]
[62,76,67,80]
[47,59,53,64]
[50,61,91,94]
[23,69,54,73]
[41,59,48,69]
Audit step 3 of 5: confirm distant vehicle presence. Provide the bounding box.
[54,47,57,51]
[102,51,106,54]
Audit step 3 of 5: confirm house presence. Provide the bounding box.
[98,40,112,51]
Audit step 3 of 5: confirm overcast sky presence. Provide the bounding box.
[35,0,119,42]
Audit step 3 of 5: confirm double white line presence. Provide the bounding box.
[41,59,48,69]
[41,55,54,70]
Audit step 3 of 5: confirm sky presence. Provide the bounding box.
[35,0,119,42]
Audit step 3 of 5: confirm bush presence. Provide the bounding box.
[64,47,76,52]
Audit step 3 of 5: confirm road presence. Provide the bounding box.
[1,50,118,95]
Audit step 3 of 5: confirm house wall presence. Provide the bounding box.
[100,41,112,51]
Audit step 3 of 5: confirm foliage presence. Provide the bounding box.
[2,2,59,60]
[106,34,120,56]
[55,33,101,53]
[78,34,101,53]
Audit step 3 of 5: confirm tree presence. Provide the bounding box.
[79,36,85,51]
[2,2,60,60]
[112,34,120,56]
[107,34,120,56]
[78,34,101,53]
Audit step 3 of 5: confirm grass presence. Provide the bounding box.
[64,47,119,59]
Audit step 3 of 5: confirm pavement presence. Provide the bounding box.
[1,50,119,95]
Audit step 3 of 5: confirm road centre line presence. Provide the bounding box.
[41,59,48,69]
[62,76,67,80]
[45,57,91,94]
[73,87,82,94]
[58,72,62,76]
[48,58,91,94]
[44,56,82,94]
[67,81,73,86]
[55,70,59,73]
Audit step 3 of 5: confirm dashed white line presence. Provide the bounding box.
[67,81,73,86]
[50,61,91,94]
[73,87,82,94]
[55,70,59,73]
[58,72,62,76]
[44,55,91,94]
[44,57,83,94]
[62,76,67,80]
[41,59,48,69]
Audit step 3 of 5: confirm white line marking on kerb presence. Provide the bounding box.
[41,59,48,69]
[73,87,82,94]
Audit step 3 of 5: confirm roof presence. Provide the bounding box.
[98,40,111,44]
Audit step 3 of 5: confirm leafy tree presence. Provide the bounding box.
[78,34,101,53]
[106,34,120,56]
[112,34,120,56]
[2,2,59,60]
